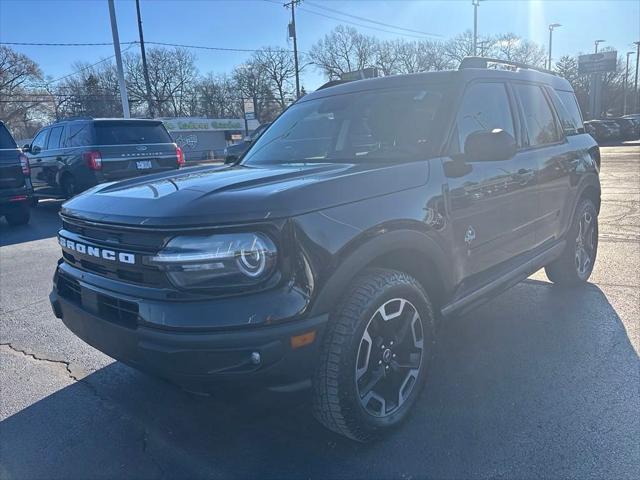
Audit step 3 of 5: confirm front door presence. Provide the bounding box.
[27,128,49,191]
[444,81,540,292]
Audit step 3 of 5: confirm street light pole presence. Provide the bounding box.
[548,24,561,71]
[624,51,634,115]
[108,0,130,118]
[472,0,482,56]
[594,39,605,53]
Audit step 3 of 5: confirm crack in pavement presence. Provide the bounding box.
[0,342,167,477]
[0,297,49,316]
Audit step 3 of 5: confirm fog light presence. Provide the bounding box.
[250,352,261,365]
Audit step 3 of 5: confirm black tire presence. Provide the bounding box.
[4,205,30,226]
[545,198,598,286]
[312,268,435,442]
[61,174,76,199]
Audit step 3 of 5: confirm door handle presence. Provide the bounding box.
[517,168,532,175]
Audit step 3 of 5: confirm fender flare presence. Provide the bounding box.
[307,229,452,317]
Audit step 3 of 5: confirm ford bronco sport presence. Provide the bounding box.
[50,58,601,441]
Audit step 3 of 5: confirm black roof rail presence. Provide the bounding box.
[459,57,559,77]
[316,79,353,90]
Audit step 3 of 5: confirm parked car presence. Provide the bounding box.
[0,121,32,226]
[223,122,271,164]
[608,117,639,140]
[24,118,184,200]
[584,119,620,142]
[51,58,601,441]
[621,114,640,137]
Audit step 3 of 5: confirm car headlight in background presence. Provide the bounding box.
[147,232,277,289]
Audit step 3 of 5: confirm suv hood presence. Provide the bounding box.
[61,162,429,227]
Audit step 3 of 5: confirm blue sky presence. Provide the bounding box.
[1,0,638,90]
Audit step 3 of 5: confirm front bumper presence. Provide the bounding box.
[51,265,327,390]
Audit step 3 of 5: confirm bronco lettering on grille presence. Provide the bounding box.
[58,236,136,265]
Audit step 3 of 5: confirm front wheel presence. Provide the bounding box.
[545,198,598,286]
[312,269,435,442]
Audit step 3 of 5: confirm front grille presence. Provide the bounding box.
[57,273,139,329]
[59,215,170,287]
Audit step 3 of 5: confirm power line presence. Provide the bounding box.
[144,41,295,54]
[0,41,137,47]
[304,1,441,38]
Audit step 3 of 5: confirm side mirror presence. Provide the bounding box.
[22,144,31,153]
[30,145,41,155]
[464,129,516,162]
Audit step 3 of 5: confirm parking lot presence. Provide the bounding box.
[1,143,638,479]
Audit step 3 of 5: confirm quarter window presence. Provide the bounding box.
[66,123,93,147]
[556,90,585,134]
[451,82,515,155]
[515,84,561,147]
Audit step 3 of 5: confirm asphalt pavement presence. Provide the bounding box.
[1,143,638,479]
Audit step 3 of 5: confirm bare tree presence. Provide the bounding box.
[253,47,296,110]
[0,46,44,136]
[444,30,477,65]
[309,25,377,79]
[125,47,198,117]
[233,59,274,122]
[491,33,546,67]
[196,73,241,118]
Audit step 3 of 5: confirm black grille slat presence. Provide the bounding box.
[96,293,139,329]
[59,216,170,287]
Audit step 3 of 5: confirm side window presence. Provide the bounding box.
[66,123,93,147]
[451,82,515,154]
[515,84,562,147]
[31,129,49,154]
[556,90,585,134]
[47,126,64,150]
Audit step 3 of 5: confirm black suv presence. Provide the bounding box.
[25,118,184,200]
[0,121,32,225]
[223,122,272,164]
[50,58,601,441]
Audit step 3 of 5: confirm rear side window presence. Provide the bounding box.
[0,124,17,149]
[94,122,172,145]
[555,90,584,134]
[451,82,516,154]
[514,84,561,147]
[47,126,64,150]
[66,123,94,147]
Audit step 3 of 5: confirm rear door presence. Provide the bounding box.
[512,83,571,247]
[0,123,26,192]
[92,121,179,181]
[41,125,65,191]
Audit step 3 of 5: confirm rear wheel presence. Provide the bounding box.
[545,198,598,286]
[4,204,30,226]
[312,269,435,442]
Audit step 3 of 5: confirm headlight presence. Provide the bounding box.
[147,232,277,289]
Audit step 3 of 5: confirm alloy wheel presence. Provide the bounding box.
[355,298,424,417]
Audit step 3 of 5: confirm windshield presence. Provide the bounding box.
[242,86,445,165]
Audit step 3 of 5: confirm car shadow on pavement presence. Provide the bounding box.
[1,279,638,479]
[0,200,63,247]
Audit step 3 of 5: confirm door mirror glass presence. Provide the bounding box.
[30,145,41,155]
[464,128,516,162]
[22,144,30,153]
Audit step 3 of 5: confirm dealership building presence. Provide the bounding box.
[158,117,260,163]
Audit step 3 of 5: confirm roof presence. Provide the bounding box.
[305,59,573,102]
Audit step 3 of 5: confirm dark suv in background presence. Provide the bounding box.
[0,121,32,225]
[51,58,600,441]
[25,118,184,200]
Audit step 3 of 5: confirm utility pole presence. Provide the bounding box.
[108,0,130,118]
[477,40,488,57]
[624,51,634,115]
[594,39,605,53]
[284,0,301,99]
[135,0,154,118]
[547,24,561,71]
[634,41,640,113]
[472,0,482,56]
